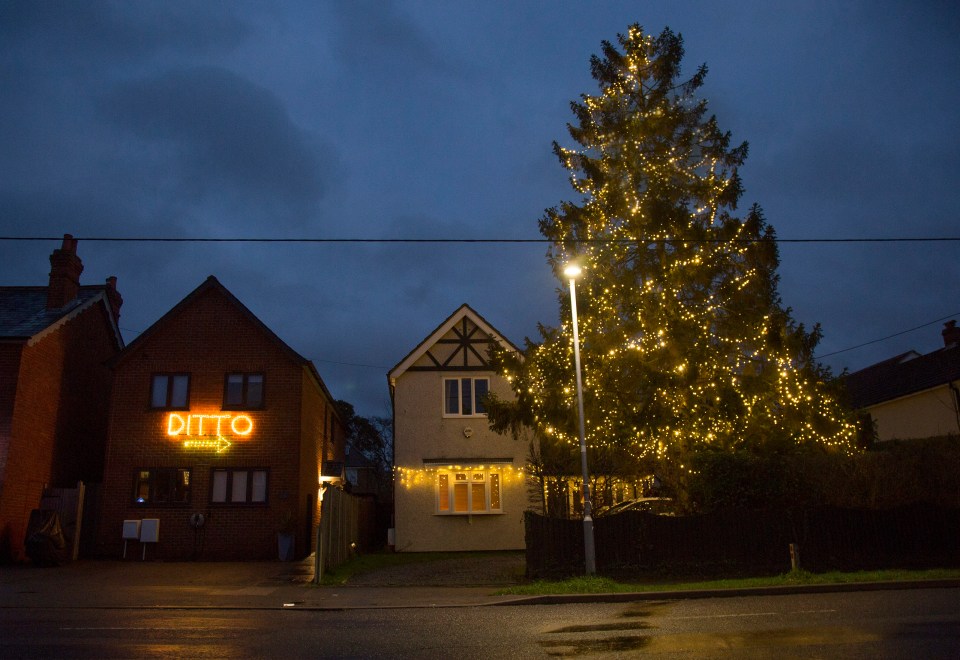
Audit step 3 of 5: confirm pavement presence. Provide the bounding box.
[1,553,958,611]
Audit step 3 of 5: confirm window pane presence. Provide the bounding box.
[251,470,267,502]
[247,375,264,407]
[136,471,151,503]
[490,473,501,509]
[150,375,168,408]
[154,469,173,503]
[475,379,489,414]
[231,471,248,502]
[225,374,244,406]
[444,379,459,414]
[453,483,468,512]
[174,469,191,503]
[170,375,189,408]
[437,474,449,511]
[471,483,486,511]
[461,378,472,415]
[212,470,228,502]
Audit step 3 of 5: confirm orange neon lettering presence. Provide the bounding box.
[231,415,253,436]
[167,413,186,436]
[165,412,253,439]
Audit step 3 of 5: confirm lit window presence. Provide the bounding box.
[443,378,489,416]
[151,374,190,409]
[133,468,191,505]
[211,468,269,504]
[224,373,264,408]
[435,469,502,514]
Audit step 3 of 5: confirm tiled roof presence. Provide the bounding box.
[0,286,106,339]
[843,345,960,408]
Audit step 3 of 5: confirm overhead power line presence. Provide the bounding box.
[816,313,960,359]
[2,235,960,245]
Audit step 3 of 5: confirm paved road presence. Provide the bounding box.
[3,587,958,658]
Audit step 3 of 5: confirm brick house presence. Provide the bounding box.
[0,235,123,562]
[844,320,960,442]
[95,276,344,560]
[389,304,529,552]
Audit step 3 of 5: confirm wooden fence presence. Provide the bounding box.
[525,503,960,578]
[315,487,372,581]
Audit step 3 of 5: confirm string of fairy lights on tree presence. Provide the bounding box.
[490,25,858,490]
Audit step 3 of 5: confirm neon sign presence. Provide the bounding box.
[165,413,254,453]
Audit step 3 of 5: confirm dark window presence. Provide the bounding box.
[443,377,490,416]
[224,373,264,408]
[210,468,269,504]
[134,468,191,505]
[151,374,190,409]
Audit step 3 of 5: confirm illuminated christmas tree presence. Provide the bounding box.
[489,25,857,502]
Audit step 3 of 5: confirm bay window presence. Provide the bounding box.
[436,469,502,514]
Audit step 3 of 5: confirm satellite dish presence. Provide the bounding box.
[189,512,205,529]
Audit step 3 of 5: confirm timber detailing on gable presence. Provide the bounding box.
[409,317,494,372]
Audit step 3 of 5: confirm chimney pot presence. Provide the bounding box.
[943,320,960,348]
[47,234,84,309]
[104,276,123,324]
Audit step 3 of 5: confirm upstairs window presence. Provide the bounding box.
[224,373,264,408]
[443,377,489,417]
[151,374,190,409]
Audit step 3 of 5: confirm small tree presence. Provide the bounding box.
[489,25,857,508]
[335,400,393,500]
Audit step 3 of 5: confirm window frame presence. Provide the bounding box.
[150,373,191,410]
[209,467,269,505]
[442,377,490,417]
[133,467,192,506]
[435,469,502,515]
[223,373,265,409]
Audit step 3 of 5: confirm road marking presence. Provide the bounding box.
[671,608,838,621]
[673,612,778,620]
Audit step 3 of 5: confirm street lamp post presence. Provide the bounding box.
[563,264,596,575]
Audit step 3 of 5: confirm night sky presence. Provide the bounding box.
[2,1,958,417]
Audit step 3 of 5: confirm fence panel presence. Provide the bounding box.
[526,504,960,578]
[317,488,363,580]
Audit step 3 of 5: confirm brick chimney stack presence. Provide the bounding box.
[105,276,123,324]
[943,320,960,348]
[47,234,84,309]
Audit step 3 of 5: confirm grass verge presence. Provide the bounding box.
[313,550,511,586]
[493,568,960,596]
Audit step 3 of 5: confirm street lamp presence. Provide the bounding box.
[563,264,596,575]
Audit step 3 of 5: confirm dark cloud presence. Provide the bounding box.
[328,0,470,80]
[0,0,248,63]
[101,67,334,219]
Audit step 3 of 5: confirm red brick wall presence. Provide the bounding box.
[96,284,339,560]
[0,301,116,562]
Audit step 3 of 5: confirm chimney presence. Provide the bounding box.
[105,276,123,324]
[47,234,83,309]
[943,320,960,348]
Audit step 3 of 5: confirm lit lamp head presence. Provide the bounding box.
[563,264,582,279]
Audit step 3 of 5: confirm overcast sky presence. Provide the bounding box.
[2,1,958,416]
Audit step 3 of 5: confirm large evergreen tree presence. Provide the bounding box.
[489,25,857,496]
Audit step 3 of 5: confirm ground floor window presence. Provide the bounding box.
[211,468,268,504]
[134,468,191,505]
[436,469,501,514]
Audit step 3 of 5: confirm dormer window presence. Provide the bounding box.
[443,377,489,417]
